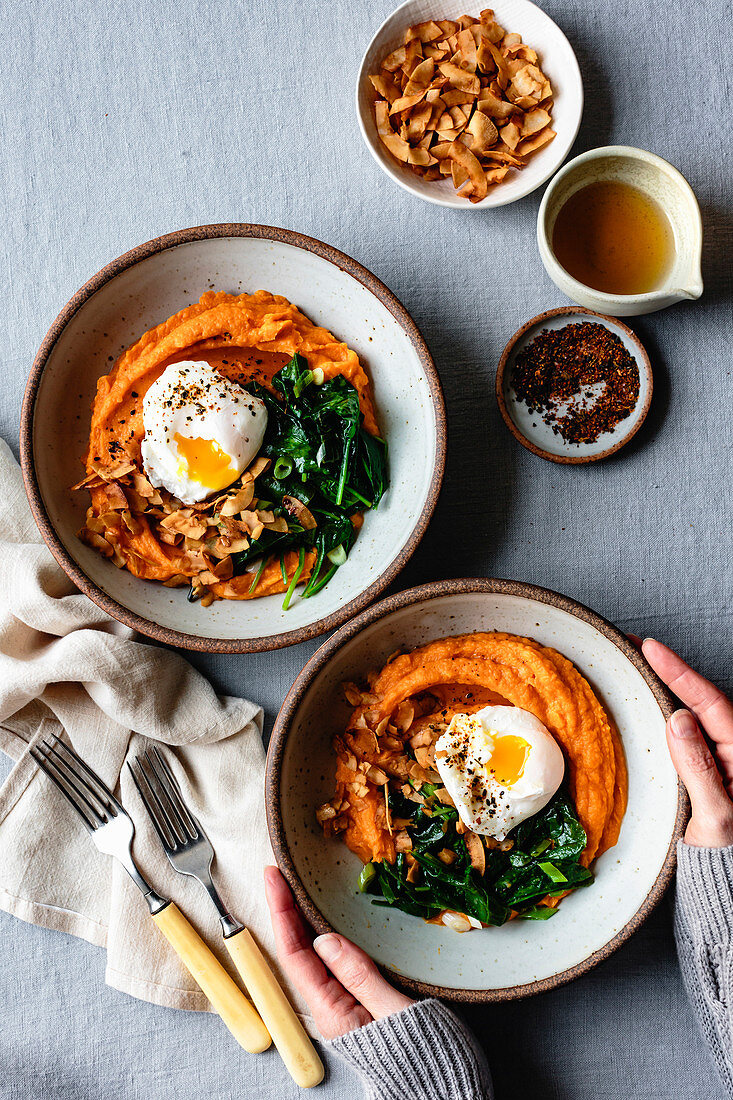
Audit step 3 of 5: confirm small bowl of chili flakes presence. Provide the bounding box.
[495,307,652,464]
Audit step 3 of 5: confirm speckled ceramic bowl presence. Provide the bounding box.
[267,578,687,1001]
[20,225,446,652]
[496,307,653,463]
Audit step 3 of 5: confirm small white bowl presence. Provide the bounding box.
[356,0,583,209]
[538,146,704,316]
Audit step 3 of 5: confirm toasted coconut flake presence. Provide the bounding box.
[282,495,317,531]
[162,573,189,588]
[406,19,443,43]
[438,61,480,94]
[80,529,114,557]
[71,472,106,492]
[160,510,207,540]
[263,516,289,534]
[448,141,488,202]
[467,110,498,152]
[404,56,434,93]
[381,45,407,72]
[521,106,551,136]
[102,482,129,511]
[90,457,136,481]
[219,484,256,516]
[344,682,365,707]
[516,126,555,155]
[395,830,412,852]
[465,831,486,874]
[375,100,413,162]
[369,72,401,103]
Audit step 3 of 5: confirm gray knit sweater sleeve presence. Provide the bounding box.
[327,998,492,1099]
[675,841,733,1096]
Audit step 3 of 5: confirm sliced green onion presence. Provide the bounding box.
[538,861,568,884]
[518,905,559,921]
[293,369,314,398]
[282,545,306,610]
[279,555,289,585]
[302,563,337,598]
[273,456,293,480]
[358,862,377,893]
[531,838,552,857]
[248,557,268,595]
[327,544,347,567]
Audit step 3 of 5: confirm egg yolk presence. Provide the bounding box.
[487,734,529,786]
[174,433,238,492]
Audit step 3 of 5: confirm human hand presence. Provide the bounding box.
[642,638,733,848]
[264,865,414,1039]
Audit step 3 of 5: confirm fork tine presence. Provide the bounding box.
[31,742,101,832]
[138,751,190,845]
[150,748,200,839]
[128,757,178,850]
[48,734,122,815]
[43,741,113,822]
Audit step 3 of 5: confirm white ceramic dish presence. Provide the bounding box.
[356,0,583,209]
[538,146,704,316]
[267,579,686,1001]
[20,225,446,652]
[496,306,653,463]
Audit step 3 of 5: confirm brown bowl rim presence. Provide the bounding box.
[19,223,447,653]
[495,306,653,465]
[266,576,688,1002]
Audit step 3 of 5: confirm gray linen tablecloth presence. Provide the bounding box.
[1,0,731,1096]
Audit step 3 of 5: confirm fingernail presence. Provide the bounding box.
[670,710,697,739]
[313,934,342,964]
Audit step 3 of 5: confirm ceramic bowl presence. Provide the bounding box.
[20,225,446,652]
[496,307,653,463]
[538,146,704,316]
[267,578,687,1001]
[356,0,583,209]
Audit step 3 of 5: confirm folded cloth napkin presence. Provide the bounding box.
[0,438,311,1026]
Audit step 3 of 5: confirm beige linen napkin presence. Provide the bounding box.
[0,438,311,1026]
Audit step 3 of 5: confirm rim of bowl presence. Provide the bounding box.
[537,145,704,305]
[355,0,584,210]
[495,306,653,464]
[266,576,688,1002]
[19,223,447,653]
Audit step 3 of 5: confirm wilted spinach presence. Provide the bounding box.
[361,787,592,926]
[230,354,388,605]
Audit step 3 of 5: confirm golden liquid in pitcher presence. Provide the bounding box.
[551,180,675,295]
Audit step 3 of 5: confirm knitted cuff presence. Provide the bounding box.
[675,840,733,943]
[328,998,491,1100]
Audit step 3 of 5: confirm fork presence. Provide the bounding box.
[130,748,324,1090]
[30,734,271,1055]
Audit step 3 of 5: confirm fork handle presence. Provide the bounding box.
[152,903,271,1054]
[225,928,324,1088]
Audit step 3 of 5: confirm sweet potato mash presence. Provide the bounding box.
[75,291,381,602]
[319,632,627,925]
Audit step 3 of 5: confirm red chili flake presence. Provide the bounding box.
[510,322,640,445]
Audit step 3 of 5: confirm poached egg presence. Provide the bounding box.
[434,705,565,840]
[140,361,267,504]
